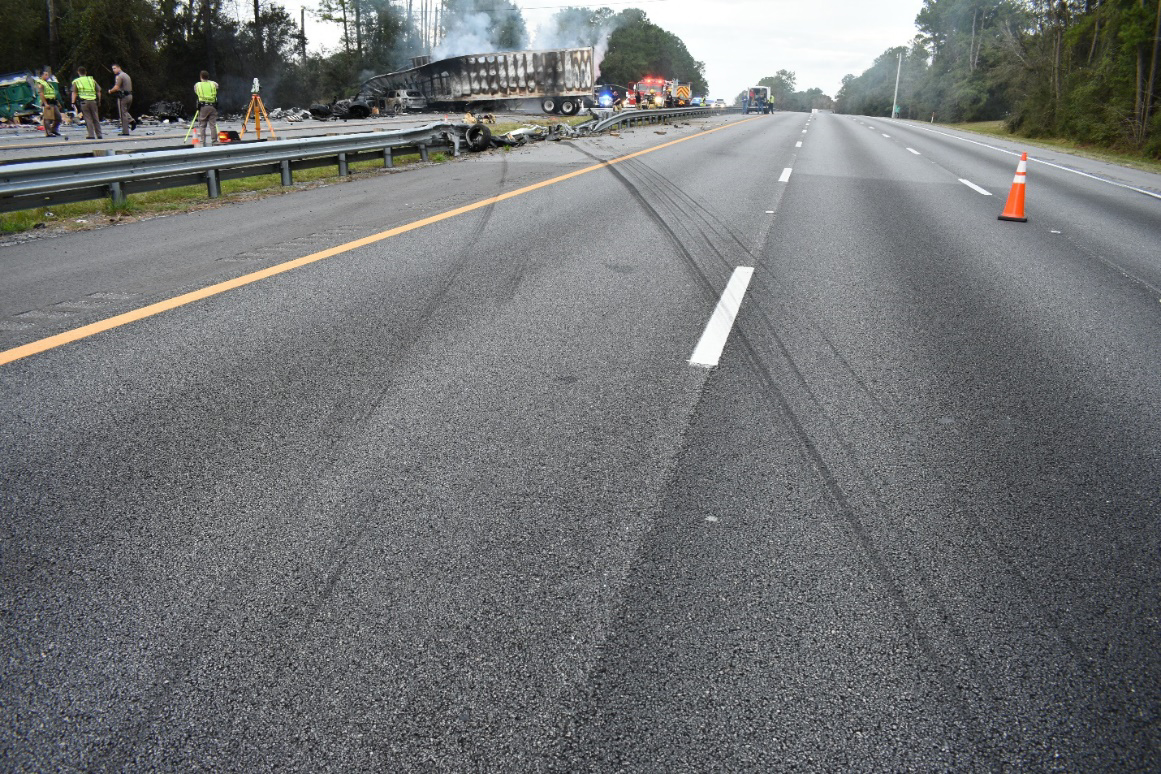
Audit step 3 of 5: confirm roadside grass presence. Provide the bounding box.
[2,113,607,235]
[940,119,1161,175]
[0,151,433,235]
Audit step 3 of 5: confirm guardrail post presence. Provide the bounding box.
[383,147,394,168]
[419,144,429,163]
[206,169,220,199]
[338,152,349,177]
[96,150,126,207]
[280,159,292,186]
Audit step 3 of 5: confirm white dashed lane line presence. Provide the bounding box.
[689,267,755,368]
[959,179,993,196]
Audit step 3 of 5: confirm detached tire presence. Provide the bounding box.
[465,123,492,152]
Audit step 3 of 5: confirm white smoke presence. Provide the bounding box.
[433,12,502,58]
[530,15,626,72]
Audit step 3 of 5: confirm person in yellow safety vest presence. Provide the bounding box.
[71,66,103,139]
[195,71,219,147]
[35,67,62,137]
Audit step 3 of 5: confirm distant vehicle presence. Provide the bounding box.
[358,48,596,116]
[631,76,668,109]
[743,86,772,114]
[382,89,428,114]
[630,76,693,109]
[691,96,704,106]
[713,99,727,109]
[594,84,628,109]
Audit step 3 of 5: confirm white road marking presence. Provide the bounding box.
[779,168,792,182]
[959,178,992,196]
[796,141,802,147]
[907,148,920,155]
[916,124,1161,200]
[689,267,755,368]
[882,133,891,138]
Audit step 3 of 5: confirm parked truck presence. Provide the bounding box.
[743,86,772,114]
[358,47,595,116]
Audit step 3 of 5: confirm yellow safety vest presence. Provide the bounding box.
[195,80,218,102]
[72,75,98,101]
[35,77,57,100]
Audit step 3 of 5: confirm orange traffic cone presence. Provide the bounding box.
[998,152,1028,222]
[191,131,200,147]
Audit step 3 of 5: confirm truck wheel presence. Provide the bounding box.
[559,99,578,116]
[541,97,558,114]
[465,123,491,152]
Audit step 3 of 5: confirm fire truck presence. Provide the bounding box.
[630,77,694,109]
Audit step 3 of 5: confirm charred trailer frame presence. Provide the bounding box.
[359,48,596,116]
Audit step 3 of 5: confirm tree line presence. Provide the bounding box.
[1,1,706,115]
[836,0,1161,157]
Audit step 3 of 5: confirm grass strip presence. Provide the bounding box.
[0,152,437,234]
[939,120,1161,175]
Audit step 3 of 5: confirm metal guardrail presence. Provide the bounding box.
[0,122,466,214]
[0,109,746,214]
[587,105,719,133]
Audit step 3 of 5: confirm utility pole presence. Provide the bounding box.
[254,0,264,58]
[45,0,58,67]
[891,51,902,118]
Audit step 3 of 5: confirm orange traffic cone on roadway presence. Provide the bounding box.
[998,152,1028,222]
[191,131,200,147]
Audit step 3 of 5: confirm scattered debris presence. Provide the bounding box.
[148,100,185,122]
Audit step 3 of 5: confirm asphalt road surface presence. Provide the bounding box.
[2,112,1159,771]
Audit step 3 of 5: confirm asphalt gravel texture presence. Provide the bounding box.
[2,112,1159,771]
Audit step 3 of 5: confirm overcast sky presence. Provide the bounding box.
[520,0,923,99]
[293,0,924,100]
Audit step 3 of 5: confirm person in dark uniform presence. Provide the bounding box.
[71,67,102,139]
[108,63,134,135]
[35,67,62,137]
[195,71,219,146]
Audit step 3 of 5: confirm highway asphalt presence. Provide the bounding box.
[2,112,1159,770]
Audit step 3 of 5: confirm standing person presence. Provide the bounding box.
[35,67,62,137]
[108,63,134,136]
[194,71,219,146]
[71,67,102,139]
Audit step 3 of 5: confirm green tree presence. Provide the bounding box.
[55,0,162,106]
[598,9,707,93]
[759,70,796,106]
[0,0,49,72]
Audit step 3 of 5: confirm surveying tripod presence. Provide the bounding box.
[240,78,276,140]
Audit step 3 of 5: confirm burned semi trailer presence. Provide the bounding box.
[359,47,595,116]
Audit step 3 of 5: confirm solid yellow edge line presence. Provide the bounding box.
[1,116,759,367]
